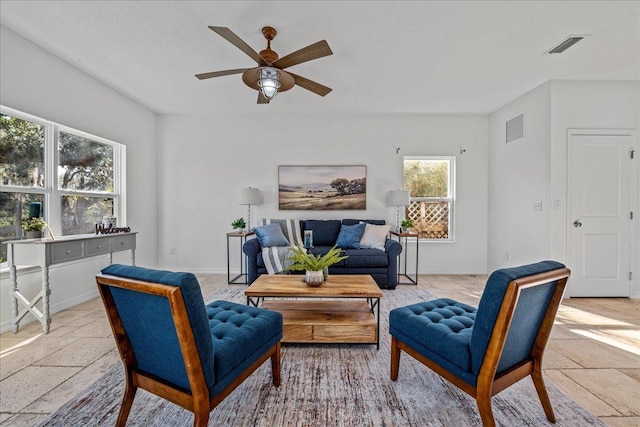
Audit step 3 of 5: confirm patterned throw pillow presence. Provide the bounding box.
[336,223,367,249]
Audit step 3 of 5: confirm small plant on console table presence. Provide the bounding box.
[21,217,48,239]
[285,245,348,287]
[231,218,247,232]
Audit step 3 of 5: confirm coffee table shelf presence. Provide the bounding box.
[261,300,377,344]
[245,274,382,348]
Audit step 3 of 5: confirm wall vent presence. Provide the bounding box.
[506,113,525,143]
[546,35,588,54]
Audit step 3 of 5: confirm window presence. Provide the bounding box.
[0,106,125,262]
[403,156,455,240]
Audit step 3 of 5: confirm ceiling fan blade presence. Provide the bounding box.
[195,68,249,80]
[288,72,332,97]
[273,40,332,69]
[209,26,268,66]
[257,92,270,104]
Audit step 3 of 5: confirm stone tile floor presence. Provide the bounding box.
[1,274,638,426]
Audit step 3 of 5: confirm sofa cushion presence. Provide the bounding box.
[360,223,391,251]
[336,223,367,249]
[253,223,290,247]
[302,220,341,246]
[342,248,388,267]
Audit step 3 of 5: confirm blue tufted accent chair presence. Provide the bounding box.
[389,261,570,427]
[97,265,283,427]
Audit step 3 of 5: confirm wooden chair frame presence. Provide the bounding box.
[97,273,281,427]
[390,268,570,427]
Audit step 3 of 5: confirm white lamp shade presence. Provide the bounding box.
[239,187,262,205]
[386,190,410,206]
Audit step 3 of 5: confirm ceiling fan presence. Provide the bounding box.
[195,26,333,104]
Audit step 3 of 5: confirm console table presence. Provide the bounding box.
[6,232,137,334]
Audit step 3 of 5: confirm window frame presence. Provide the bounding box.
[1,105,126,247]
[403,155,456,242]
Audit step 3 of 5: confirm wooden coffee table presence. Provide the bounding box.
[245,275,382,349]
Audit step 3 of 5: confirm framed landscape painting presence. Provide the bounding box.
[278,165,366,210]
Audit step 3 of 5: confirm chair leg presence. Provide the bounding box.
[271,342,281,387]
[476,388,496,427]
[116,369,137,427]
[390,336,401,381]
[192,408,210,427]
[531,368,556,423]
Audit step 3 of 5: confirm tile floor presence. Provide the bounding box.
[1,274,639,426]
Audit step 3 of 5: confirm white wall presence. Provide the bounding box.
[488,79,639,296]
[487,83,552,271]
[157,113,488,274]
[0,26,158,332]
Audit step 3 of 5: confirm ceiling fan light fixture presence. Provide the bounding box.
[258,67,281,99]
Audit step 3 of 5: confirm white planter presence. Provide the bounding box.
[305,270,323,287]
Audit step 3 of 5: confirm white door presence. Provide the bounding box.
[568,130,637,297]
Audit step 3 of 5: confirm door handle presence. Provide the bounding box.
[573,220,582,228]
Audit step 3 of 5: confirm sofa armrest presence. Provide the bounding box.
[385,238,402,258]
[243,239,261,284]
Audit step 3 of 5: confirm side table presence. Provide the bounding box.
[389,230,419,285]
[227,231,254,284]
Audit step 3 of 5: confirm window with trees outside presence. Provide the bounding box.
[403,156,455,240]
[0,106,125,263]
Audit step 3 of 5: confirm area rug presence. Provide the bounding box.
[38,287,604,427]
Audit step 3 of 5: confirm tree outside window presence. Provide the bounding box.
[0,107,124,262]
[403,156,455,240]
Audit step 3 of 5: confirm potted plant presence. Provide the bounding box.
[400,218,414,233]
[231,217,247,232]
[286,245,348,287]
[21,217,48,239]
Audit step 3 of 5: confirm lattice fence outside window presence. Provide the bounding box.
[406,200,450,239]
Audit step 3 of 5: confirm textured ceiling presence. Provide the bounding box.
[1,1,638,115]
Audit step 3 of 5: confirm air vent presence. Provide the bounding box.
[506,113,525,143]
[546,35,588,54]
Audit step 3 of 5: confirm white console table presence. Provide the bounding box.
[6,232,137,334]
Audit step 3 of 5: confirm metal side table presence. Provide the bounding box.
[389,230,419,285]
[226,231,254,284]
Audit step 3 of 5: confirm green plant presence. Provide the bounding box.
[231,217,246,229]
[285,245,348,272]
[21,217,48,231]
[401,218,414,228]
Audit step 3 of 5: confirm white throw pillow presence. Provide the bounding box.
[359,222,391,251]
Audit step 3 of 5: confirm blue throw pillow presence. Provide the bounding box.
[253,223,290,247]
[335,223,367,249]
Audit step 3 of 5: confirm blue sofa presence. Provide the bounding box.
[243,219,402,289]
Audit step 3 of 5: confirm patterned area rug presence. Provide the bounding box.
[38,287,604,427]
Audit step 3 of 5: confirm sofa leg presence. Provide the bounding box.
[390,336,401,381]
